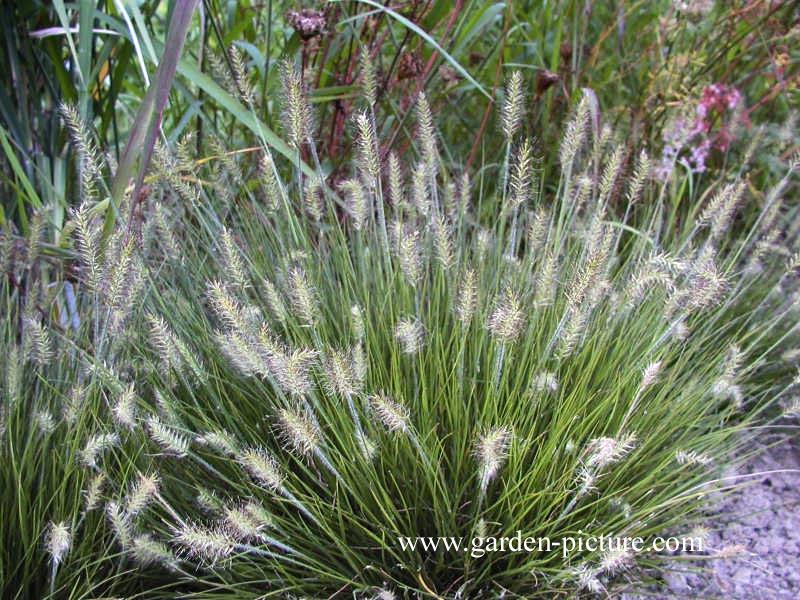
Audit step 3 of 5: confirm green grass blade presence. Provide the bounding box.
[342,0,492,100]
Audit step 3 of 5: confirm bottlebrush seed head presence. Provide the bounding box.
[583,433,637,470]
[487,288,525,342]
[455,267,478,326]
[368,393,410,434]
[172,521,237,564]
[474,426,512,493]
[395,318,424,354]
[238,447,284,490]
[501,70,525,141]
[286,266,319,327]
[277,406,321,456]
[45,521,71,565]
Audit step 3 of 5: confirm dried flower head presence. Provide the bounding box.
[277,406,321,456]
[281,61,313,149]
[501,70,525,141]
[474,426,512,493]
[80,432,120,469]
[368,393,410,434]
[271,347,317,397]
[530,371,558,394]
[341,179,369,231]
[146,415,190,457]
[455,267,478,326]
[395,318,424,354]
[355,111,380,184]
[486,288,525,342]
[359,47,378,106]
[172,521,237,564]
[583,433,637,471]
[286,266,319,327]
[132,534,177,569]
[125,471,160,516]
[324,348,360,397]
[45,521,71,566]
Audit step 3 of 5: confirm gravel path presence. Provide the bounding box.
[622,436,800,600]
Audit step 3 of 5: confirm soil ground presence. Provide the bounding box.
[621,434,800,600]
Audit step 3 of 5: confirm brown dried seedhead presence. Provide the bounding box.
[286,8,328,41]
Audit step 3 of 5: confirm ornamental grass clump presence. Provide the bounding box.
[5,70,798,598]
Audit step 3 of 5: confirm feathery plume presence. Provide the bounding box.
[559,91,590,168]
[397,226,423,286]
[45,521,71,566]
[341,179,369,231]
[433,215,455,269]
[411,162,430,216]
[395,318,424,354]
[368,393,410,434]
[277,406,322,456]
[355,111,380,184]
[61,103,102,200]
[35,410,56,434]
[271,347,317,397]
[324,348,360,397]
[698,181,745,240]
[83,473,105,512]
[675,449,713,466]
[239,447,284,490]
[281,61,313,149]
[530,371,558,394]
[598,145,624,205]
[196,429,239,457]
[219,227,249,291]
[80,432,120,469]
[416,92,437,169]
[132,534,177,569]
[257,152,281,211]
[639,360,662,392]
[286,266,319,327]
[172,521,237,564]
[583,433,637,470]
[626,149,650,206]
[474,427,512,493]
[207,280,247,332]
[534,251,557,306]
[455,267,478,326]
[351,304,365,341]
[360,47,378,106]
[388,152,405,209]
[22,316,53,366]
[262,278,288,324]
[106,501,133,549]
[599,546,633,575]
[501,71,525,141]
[526,208,548,256]
[303,176,325,222]
[146,415,190,457]
[125,471,160,516]
[72,202,101,291]
[508,138,535,209]
[487,288,525,342]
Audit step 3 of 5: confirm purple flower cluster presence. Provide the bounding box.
[656,84,747,181]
